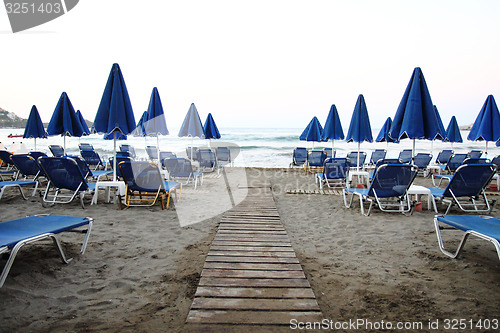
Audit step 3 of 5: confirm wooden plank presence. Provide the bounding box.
[209,246,294,252]
[191,297,320,311]
[217,230,287,235]
[203,262,302,271]
[202,269,306,279]
[205,256,300,264]
[214,235,290,242]
[186,310,323,324]
[218,227,286,232]
[211,241,292,247]
[219,224,285,229]
[208,251,296,257]
[194,286,316,299]
[199,277,311,288]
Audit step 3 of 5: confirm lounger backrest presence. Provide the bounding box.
[491,155,500,169]
[198,149,216,168]
[11,155,45,178]
[374,158,402,171]
[118,161,164,192]
[186,147,199,161]
[436,150,453,164]
[346,152,367,167]
[369,149,387,165]
[444,164,496,198]
[78,143,94,152]
[116,151,133,158]
[446,153,468,172]
[468,150,483,159]
[398,150,413,163]
[324,148,335,159]
[159,152,177,166]
[72,156,94,179]
[119,144,136,158]
[164,158,193,178]
[464,158,490,165]
[307,150,327,167]
[323,158,350,180]
[48,145,65,157]
[0,150,14,167]
[29,151,47,161]
[146,146,158,160]
[80,150,103,167]
[39,157,89,191]
[368,164,417,198]
[413,153,433,169]
[216,147,231,162]
[292,147,307,165]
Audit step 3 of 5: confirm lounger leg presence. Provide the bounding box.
[434,216,470,259]
[50,235,73,264]
[361,197,374,216]
[16,185,28,200]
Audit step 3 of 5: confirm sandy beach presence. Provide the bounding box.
[1,167,499,332]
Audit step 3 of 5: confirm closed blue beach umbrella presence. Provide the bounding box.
[390,67,445,158]
[467,95,500,155]
[300,116,325,148]
[179,103,205,160]
[47,92,84,153]
[346,94,373,171]
[76,110,91,135]
[433,106,446,141]
[144,87,169,160]
[92,63,136,181]
[321,104,344,149]
[445,116,462,147]
[376,117,396,143]
[23,105,47,150]
[204,113,221,148]
[133,111,148,137]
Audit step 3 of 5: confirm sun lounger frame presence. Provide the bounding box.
[0,214,93,288]
[434,215,500,260]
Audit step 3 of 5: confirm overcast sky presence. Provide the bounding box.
[1,0,499,130]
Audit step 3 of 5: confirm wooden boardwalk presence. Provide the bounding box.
[186,187,323,325]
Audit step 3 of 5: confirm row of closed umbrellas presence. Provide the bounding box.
[300,67,500,163]
[22,63,222,181]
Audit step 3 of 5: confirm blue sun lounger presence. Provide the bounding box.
[0,180,37,200]
[343,164,417,216]
[434,215,500,261]
[118,161,180,209]
[0,214,93,288]
[428,164,496,214]
[38,156,96,208]
[290,147,307,167]
[315,157,350,189]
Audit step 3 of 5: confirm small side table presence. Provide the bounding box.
[91,180,126,205]
[347,170,370,188]
[407,185,437,212]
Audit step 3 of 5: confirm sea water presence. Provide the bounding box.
[0,127,497,168]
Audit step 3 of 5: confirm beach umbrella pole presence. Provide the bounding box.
[157,136,160,162]
[357,142,360,172]
[412,139,416,162]
[113,132,117,181]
